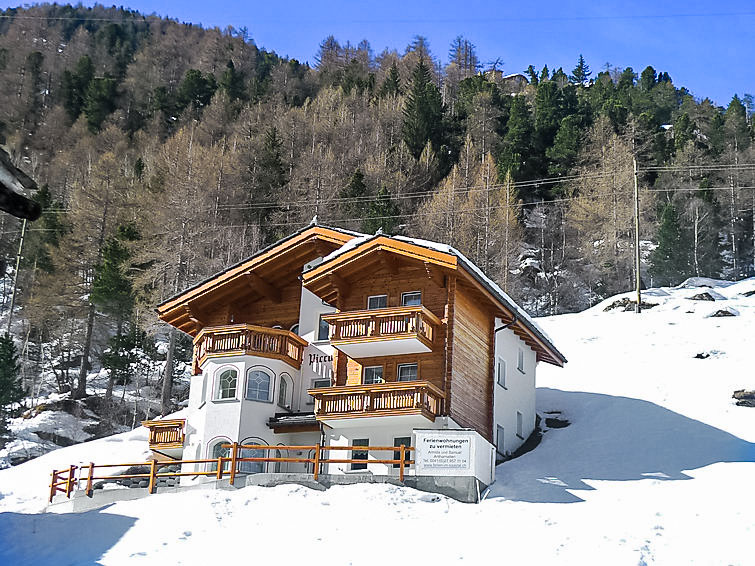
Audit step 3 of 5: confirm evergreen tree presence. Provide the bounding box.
[340,168,369,219]
[84,77,118,133]
[61,55,95,121]
[547,115,582,176]
[218,60,245,102]
[498,95,535,186]
[649,203,692,285]
[379,61,401,97]
[402,59,445,159]
[525,65,539,86]
[362,185,399,234]
[570,55,591,85]
[0,333,22,430]
[176,69,217,112]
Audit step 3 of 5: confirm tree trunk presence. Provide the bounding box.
[74,302,96,399]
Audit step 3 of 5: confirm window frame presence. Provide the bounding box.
[351,438,369,471]
[245,366,274,403]
[277,372,292,409]
[213,366,239,401]
[316,314,330,342]
[311,377,332,389]
[392,436,412,468]
[397,362,419,382]
[367,294,388,310]
[516,411,524,439]
[208,437,232,472]
[238,436,268,474]
[400,291,422,306]
[362,365,384,385]
[496,425,505,456]
[517,348,525,374]
[496,357,507,389]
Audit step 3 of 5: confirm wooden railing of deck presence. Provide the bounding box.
[308,381,445,421]
[47,443,416,502]
[142,419,185,450]
[192,324,308,374]
[322,305,440,347]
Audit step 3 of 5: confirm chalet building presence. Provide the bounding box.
[154,223,565,489]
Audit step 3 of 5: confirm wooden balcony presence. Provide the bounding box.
[308,381,445,425]
[192,324,308,374]
[142,419,186,450]
[322,305,441,358]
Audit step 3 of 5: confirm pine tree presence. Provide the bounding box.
[379,61,401,97]
[362,185,399,234]
[219,60,246,102]
[570,54,591,85]
[402,59,445,159]
[498,95,535,185]
[339,168,369,219]
[0,333,22,431]
[649,203,692,285]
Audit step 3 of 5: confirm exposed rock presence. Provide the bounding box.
[694,352,710,359]
[689,292,715,301]
[733,390,755,407]
[34,431,77,447]
[603,297,658,312]
[709,308,738,318]
[544,416,570,429]
[742,290,755,298]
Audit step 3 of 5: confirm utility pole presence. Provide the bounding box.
[633,158,642,314]
[6,218,27,334]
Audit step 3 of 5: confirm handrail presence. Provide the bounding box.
[192,324,308,374]
[321,305,442,326]
[307,380,445,398]
[48,443,416,502]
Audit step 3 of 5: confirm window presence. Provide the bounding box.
[290,323,300,336]
[517,348,525,373]
[209,440,231,472]
[393,436,412,468]
[312,378,331,389]
[215,368,237,400]
[239,447,266,474]
[363,365,383,385]
[351,438,369,470]
[397,363,418,382]
[497,357,507,388]
[317,315,330,341]
[367,294,388,309]
[496,426,505,457]
[278,373,292,408]
[246,368,273,402]
[401,291,422,306]
[200,374,207,404]
[516,411,523,438]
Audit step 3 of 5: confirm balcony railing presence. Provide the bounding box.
[193,324,308,374]
[308,381,445,422]
[322,305,441,352]
[142,419,185,450]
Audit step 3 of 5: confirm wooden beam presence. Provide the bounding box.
[330,273,350,300]
[424,261,446,288]
[244,272,281,303]
[183,304,206,327]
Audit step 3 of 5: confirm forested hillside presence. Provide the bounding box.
[0,4,753,422]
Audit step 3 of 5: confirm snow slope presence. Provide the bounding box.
[1,279,753,565]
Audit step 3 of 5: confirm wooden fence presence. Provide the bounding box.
[48,443,415,503]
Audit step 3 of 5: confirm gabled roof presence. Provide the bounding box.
[302,232,567,366]
[156,224,360,333]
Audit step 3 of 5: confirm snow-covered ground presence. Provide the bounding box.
[1,278,753,565]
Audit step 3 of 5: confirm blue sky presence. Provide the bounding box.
[5,1,755,106]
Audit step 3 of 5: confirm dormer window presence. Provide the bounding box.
[367,295,388,310]
[401,291,421,306]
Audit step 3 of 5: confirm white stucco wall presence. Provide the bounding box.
[492,318,537,458]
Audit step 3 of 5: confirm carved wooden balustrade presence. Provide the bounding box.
[308,381,445,422]
[322,305,440,349]
[142,419,185,450]
[192,324,307,374]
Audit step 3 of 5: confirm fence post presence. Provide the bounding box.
[313,443,321,481]
[148,459,157,494]
[65,465,77,498]
[86,463,95,497]
[399,445,406,483]
[229,442,238,485]
[49,469,58,503]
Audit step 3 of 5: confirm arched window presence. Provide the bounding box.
[246,368,273,402]
[209,439,231,472]
[239,437,267,474]
[278,373,292,409]
[290,324,300,336]
[215,368,237,400]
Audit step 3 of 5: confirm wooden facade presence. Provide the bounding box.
[157,226,566,444]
